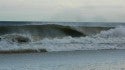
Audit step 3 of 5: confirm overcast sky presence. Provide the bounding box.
[0,0,125,22]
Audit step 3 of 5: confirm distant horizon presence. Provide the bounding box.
[0,21,125,23]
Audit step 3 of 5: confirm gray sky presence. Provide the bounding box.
[0,0,125,22]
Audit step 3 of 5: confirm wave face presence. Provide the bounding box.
[0,21,125,53]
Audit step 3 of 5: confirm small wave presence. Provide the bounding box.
[96,26,125,38]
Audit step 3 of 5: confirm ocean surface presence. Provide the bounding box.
[0,21,125,70]
[0,50,125,70]
[0,21,125,52]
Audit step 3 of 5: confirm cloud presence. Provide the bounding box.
[0,0,125,22]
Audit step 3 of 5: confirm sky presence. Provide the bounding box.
[0,0,125,22]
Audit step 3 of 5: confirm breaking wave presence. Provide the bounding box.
[0,24,125,53]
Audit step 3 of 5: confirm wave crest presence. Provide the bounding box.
[96,26,125,38]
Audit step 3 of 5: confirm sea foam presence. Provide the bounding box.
[0,26,125,52]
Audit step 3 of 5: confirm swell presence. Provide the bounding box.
[0,21,125,27]
[0,24,112,40]
[0,25,81,41]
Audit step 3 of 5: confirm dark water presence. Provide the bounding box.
[0,21,125,26]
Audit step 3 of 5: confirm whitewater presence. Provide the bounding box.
[0,22,125,52]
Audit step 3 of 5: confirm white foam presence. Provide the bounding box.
[0,26,125,52]
[96,26,125,38]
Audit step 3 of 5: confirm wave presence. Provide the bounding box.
[0,24,86,39]
[96,26,125,38]
[0,25,125,53]
[0,24,112,39]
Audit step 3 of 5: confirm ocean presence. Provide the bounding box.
[0,50,125,70]
[0,21,125,70]
[0,21,125,52]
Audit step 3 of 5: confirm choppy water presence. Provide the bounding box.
[0,21,125,53]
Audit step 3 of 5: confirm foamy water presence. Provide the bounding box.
[0,26,125,52]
